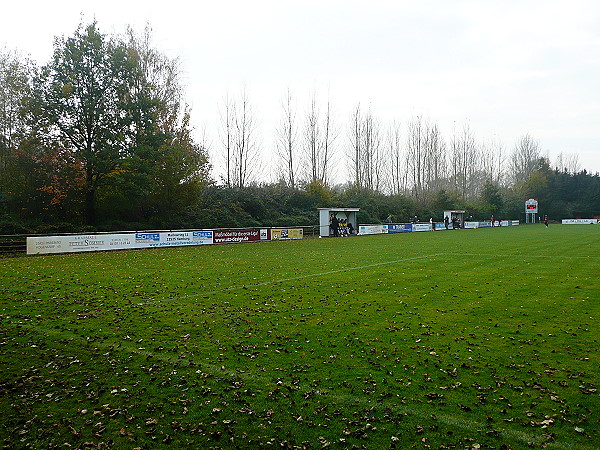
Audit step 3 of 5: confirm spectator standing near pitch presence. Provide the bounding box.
[544,215,549,228]
[444,216,449,230]
[491,216,495,227]
[330,214,339,237]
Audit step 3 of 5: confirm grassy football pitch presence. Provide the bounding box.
[1,224,598,449]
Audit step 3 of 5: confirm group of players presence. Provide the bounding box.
[329,215,355,237]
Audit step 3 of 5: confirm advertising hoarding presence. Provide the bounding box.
[562,219,599,224]
[27,231,214,255]
[358,225,386,235]
[272,228,303,240]
[146,231,214,248]
[464,221,493,229]
[27,233,137,254]
[413,223,432,232]
[213,228,270,244]
[385,224,413,233]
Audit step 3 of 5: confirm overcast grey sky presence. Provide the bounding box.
[2,0,599,181]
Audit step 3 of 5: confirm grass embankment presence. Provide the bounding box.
[0,225,598,448]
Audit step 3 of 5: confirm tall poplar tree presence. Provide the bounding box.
[124,24,211,223]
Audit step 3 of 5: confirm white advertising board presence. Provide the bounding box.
[146,231,214,247]
[562,219,598,225]
[27,233,135,254]
[358,225,386,235]
[463,220,515,228]
[27,231,214,255]
[413,223,432,232]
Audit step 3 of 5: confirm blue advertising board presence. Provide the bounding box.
[385,224,413,233]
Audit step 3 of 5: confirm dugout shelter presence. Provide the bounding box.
[443,210,466,226]
[318,207,360,237]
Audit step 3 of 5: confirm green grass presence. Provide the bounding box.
[1,225,598,449]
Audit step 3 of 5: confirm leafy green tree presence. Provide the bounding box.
[0,49,34,211]
[336,186,410,224]
[305,179,335,207]
[479,183,504,219]
[430,189,459,213]
[119,24,211,226]
[0,50,84,231]
[542,169,600,220]
[0,50,33,147]
[33,22,144,225]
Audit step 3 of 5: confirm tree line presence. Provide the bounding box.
[1,22,599,234]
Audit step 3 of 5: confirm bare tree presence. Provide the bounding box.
[302,89,336,185]
[405,116,426,199]
[386,120,406,195]
[509,133,542,184]
[423,121,446,194]
[554,151,580,174]
[449,123,480,201]
[480,136,506,186]
[347,104,384,191]
[361,108,383,191]
[217,89,260,188]
[348,103,362,188]
[275,88,297,187]
[232,88,260,188]
[304,91,320,184]
[320,96,336,186]
[405,116,447,200]
[218,93,235,187]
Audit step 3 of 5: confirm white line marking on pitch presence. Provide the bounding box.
[148,253,444,304]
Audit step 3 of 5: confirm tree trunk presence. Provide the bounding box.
[85,187,96,226]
